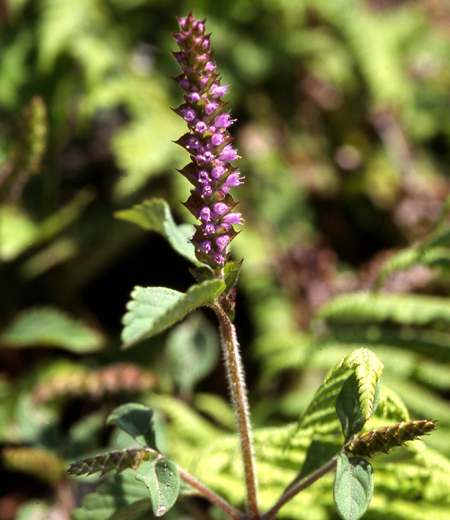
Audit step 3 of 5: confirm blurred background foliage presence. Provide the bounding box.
[1,0,450,518]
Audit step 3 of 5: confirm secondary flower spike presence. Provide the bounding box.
[172,12,244,269]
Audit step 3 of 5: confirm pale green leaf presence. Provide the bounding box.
[334,454,374,520]
[134,458,180,517]
[115,199,198,265]
[0,306,104,353]
[121,280,225,349]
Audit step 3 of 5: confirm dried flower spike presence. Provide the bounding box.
[172,12,244,269]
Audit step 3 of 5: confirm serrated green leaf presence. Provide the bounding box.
[107,404,157,449]
[0,306,104,353]
[135,458,180,517]
[299,349,383,431]
[344,349,383,419]
[336,374,367,440]
[115,199,198,265]
[121,280,225,349]
[333,453,374,520]
[72,470,151,520]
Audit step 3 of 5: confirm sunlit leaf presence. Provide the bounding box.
[121,280,225,349]
[333,453,374,520]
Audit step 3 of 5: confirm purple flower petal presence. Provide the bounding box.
[213,202,228,215]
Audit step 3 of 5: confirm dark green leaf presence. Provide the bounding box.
[121,280,225,348]
[223,260,243,293]
[333,453,374,520]
[336,374,367,440]
[115,199,198,265]
[107,404,157,449]
[135,458,180,517]
[189,265,215,284]
[298,440,341,480]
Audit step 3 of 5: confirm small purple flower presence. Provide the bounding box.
[198,170,210,184]
[213,253,225,265]
[214,113,234,128]
[211,166,225,179]
[189,92,201,103]
[216,235,230,251]
[223,212,243,225]
[200,207,211,221]
[202,186,212,197]
[195,121,208,133]
[224,172,244,188]
[182,108,195,122]
[205,101,218,114]
[213,202,228,215]
[186,136,200,149]
[211,133,225,147]
[200,241,211,253]
[204,223,215,235]
[172,13,244,268]
[219,144,238,162]
[210,84,228,98]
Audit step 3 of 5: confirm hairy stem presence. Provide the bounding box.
[210,301,259,520]
[177,466,245,520]
[262,456,338,520]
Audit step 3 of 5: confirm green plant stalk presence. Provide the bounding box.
[262,456,339,520]
[177,466,245,520]
[209,299,259,519]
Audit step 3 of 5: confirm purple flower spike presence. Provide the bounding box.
[172,12,244,269]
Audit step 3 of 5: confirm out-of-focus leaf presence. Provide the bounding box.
[0,205,39,261]
[2,446,65,484]
[72,470,151,520]
[165,312,219,395]
[0,306,105,353]
[0,189,93,262]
